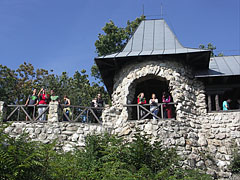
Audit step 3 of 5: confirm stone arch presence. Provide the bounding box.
[108,60,206,124]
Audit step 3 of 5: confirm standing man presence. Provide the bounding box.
[92,93,104,122]
[223,99,231,111]
[38,88,49,121]
[25,89,38,121]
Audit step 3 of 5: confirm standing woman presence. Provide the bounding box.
[38,88,49,121]
[162,92,172,118]
[137,92,146,118]
[63,95,71,121]
[149,93,159,120]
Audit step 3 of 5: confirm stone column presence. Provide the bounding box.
[208,95,212,112]
[48,101,59,123]
[0,101,4,121]
[215,94,220,111]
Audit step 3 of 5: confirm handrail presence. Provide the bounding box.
[59,105,104,123]
[123,102,177,120]
[6,104,49,122]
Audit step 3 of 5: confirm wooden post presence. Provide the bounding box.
[208,95,212,112]
[137,105,140,120]
[215,94,220,111]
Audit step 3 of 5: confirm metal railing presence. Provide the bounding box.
[6,105,49,122]
[58,105,104,123]
[124,102,176,120]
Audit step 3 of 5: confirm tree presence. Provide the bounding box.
[91,16,145,83]
[0,65,17,104]
[199,43,224,57]
[0,63,109,106]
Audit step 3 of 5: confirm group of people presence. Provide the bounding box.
[25,88,70,121]
[137,92,172,119]
[25,88,105,122]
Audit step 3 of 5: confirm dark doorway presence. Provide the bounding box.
[128,75,174,120]
[133,77,169,104]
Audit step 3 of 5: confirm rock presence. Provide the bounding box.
[77,128,84,134]
[35,128,42,134]
[66,126,78,131]
[218,146,228,154]
[72,133,79,142]
[62,131,74,135]
[198,135,208,146]
[216,133,226,140]
[46,128,53,134]
[144,123,152,132]
[62,144,74,152]
[119,126,132,136]
[38,133,47,140]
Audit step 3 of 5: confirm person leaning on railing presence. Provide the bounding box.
[91,93,104,122]
[25,88,38,121]
[223,99,231,111]
[38,88,50,121]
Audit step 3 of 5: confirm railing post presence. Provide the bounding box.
[160,104,164,119]
[215,94,220,111]
[137,105,140,120]
[0,101,4,122]
[208,95,212,112]
[48,102,59,123]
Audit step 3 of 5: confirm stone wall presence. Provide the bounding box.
[1,59,240,179]
[4,121,107,152]
[102,59,207,131]
[1,102,108,151]
[198,111,240,179]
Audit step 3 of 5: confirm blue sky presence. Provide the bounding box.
[0,0,239,77]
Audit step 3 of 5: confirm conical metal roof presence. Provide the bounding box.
[98,19,209,59]
[95,19,211,94]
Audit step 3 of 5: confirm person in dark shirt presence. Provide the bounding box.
[91,93,104,122]
[137,92,146,118]
[63,95,71,121]
[25,89,38,121]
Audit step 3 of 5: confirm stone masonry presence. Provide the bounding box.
[1,59,240,179]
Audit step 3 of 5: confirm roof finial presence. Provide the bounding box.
[142,4,145,16]
[160,3,163,18]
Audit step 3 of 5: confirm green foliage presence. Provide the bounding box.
[0,123,211,179]
[0,63,109,106]
[230,147,240,173]
[199,43,223,57]
[92,16,145,83]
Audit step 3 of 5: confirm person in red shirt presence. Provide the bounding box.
[137,92,146,118]
[37,88,49,121]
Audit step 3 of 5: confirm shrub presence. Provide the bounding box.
[0,123,212,179]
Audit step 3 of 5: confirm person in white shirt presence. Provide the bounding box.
[149,93,159,120]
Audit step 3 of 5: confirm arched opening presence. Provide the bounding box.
[127,75,175,120]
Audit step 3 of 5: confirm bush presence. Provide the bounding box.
[230,148,240,174]
[0,123,212,179]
